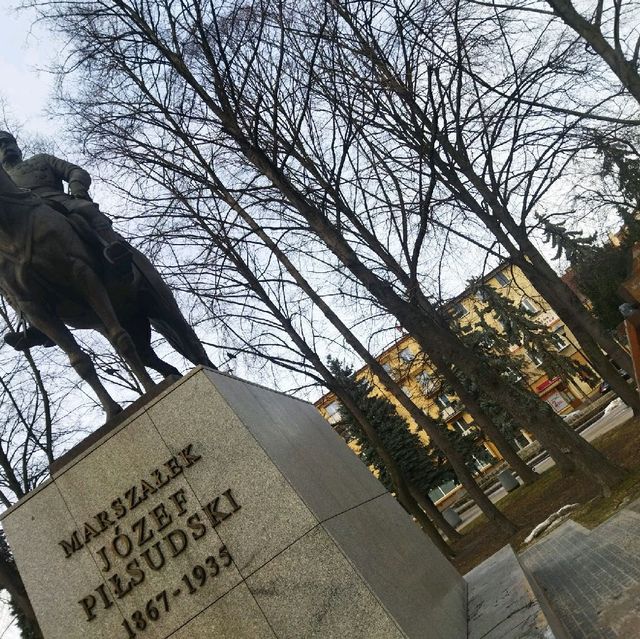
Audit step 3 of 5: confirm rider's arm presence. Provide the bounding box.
[46,154,93,200]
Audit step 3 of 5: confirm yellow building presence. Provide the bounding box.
[315,261,601,501]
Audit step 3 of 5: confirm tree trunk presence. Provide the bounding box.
[0,556,43,639]
[545,0,640,107]
[207,243,455,556]
[408,482,463,541]
[437,142,638,413]
[144,28,622,498]
[395,491,455,554]
[330,9,638,413]
[436,365,539,485]
[387,386,518,536]
[404,307,628,492]
[340,392,454,556]
[224,119,623,495]
[512,248,640,413]
[200,189,519,535]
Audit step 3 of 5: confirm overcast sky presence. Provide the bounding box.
[0,4,58,137]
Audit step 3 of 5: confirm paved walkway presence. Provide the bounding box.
[519,499,640,638]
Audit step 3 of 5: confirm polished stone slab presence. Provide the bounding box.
[466,545,567,639]
[2,367,467,638]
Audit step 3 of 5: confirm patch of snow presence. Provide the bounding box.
[524,503,580,544]
[604,397,627,416]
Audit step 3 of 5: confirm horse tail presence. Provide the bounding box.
[130,250,216,369]
[149,315,216,370]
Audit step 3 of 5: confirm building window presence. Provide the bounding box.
[504,366,523,382]
[475,287,489,301]
[450,302,468,319]
[472,447,497,471]
[436,393,452,409]
[520,297,540,315]
[480,333,497,349]
[399,347,414,363]
[512,430,533,450]
[528,351,544,367]
[428,479,458,502]
[494,271,510,287]
[472,455,491,472]
[382,363,393,376]
[453,418,474,436]
[417,371,436,394]
[551,328,569,351]
[325,401,341,424]
[401,385,411,397]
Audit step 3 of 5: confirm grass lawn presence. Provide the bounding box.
[451,415,640,575]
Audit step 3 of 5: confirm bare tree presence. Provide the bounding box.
[157,190,461,550]
[0,303,82,637]
[488,0,640,106]
[31,0,627,498]
[319,0,640,409]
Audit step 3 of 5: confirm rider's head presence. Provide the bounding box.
[0,131,22,165]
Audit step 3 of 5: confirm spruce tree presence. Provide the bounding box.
[469,284,595,384]
[538,135,640,330]
[328,359,486,497]
[447,286,596,442]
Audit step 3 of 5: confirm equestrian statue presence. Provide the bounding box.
[0,131,216,419]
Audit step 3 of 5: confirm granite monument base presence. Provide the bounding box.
[1,367,467,639]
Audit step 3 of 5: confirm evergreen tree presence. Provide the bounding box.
[466,284,595,384]
[596,135,640,209]
[328,359,488,497]
[447,285,596,440]
[538,216,596,263]
[0,532,42,639]
[539,135,640,330]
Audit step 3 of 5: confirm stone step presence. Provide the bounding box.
[465,545,570,639]
[519,519,591,573]
[517,511,640,638]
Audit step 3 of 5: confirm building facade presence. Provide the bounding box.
[315,261,602,502]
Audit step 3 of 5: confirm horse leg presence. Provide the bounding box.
[19,302,122,419]
[70,258,156,393]
[141,349,181,378]
[125,317,181,378]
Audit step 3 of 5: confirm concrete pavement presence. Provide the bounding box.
[520,499,640,638]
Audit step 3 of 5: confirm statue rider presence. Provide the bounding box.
[0,131,131,350]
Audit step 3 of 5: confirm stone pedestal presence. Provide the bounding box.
[1,367,467,639]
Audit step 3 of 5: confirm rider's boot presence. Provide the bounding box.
[73,205,133,280]
[4,326,55,351]
[102,239,133,279]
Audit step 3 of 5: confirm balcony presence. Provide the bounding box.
[440,402,465,420]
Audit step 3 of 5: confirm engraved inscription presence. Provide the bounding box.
[61,443,243,632]
[58,444,202,559]
[119,545,234,638]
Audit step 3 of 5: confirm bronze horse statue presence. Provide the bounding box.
[0,165,215,419]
